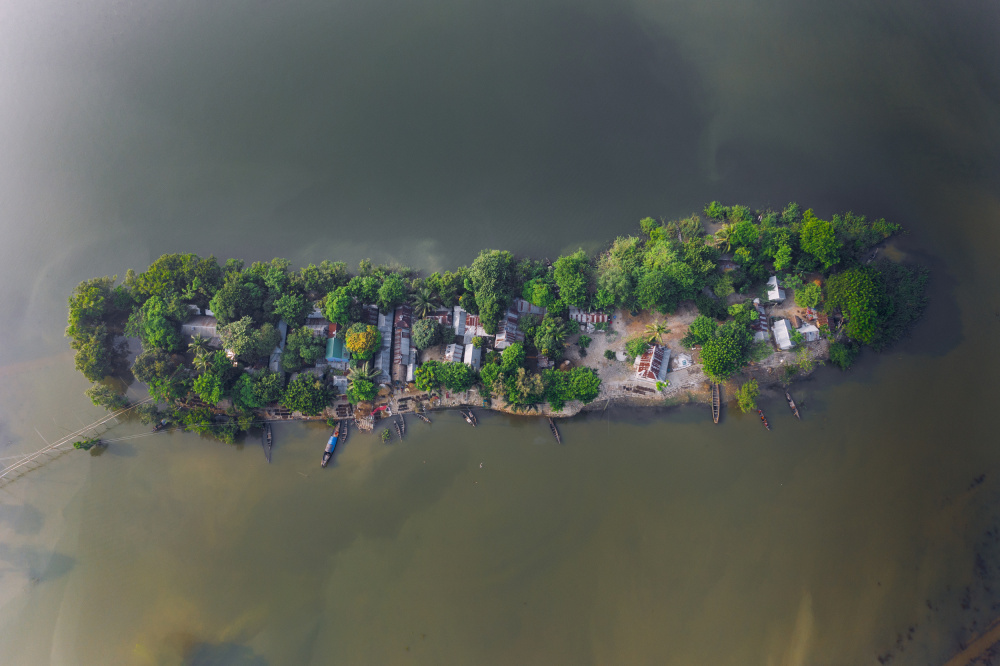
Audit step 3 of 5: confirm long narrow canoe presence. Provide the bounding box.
[415,412,432,424]
[262,423,273,463]
[712,384,721,424]
[321,423,340,468]
[394,418,403,441]
[785,391,801,420]
[548,417,562,444]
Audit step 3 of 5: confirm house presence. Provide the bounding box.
[766,276,786,303]
[634,344,670,383]
[392,328,411,384]
[181,315,221,347]
[568,307,609,325]
[304,309,331,337]
[445,343,464,363]
[463,343,482,370]
[536,355,554,370]
[773,319,794,350]
[797,322,820,342]
[493,306,525,350]
[325,336,351,370]
[453,305,489,344]
[512,297,546,317]
[268,320,289,372]
[425,308,453,328]
[372,312,393,384]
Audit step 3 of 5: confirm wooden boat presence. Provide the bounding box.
[400,415,406,437]
[339,419,349,446]
[463,409,477,427]
[758,409,771,431]
[152,418,170,433]
[321,423,340,468]
[785,391,801,420]
[394,418,403,441]
[416,412,432,424]
[711,384,721,424]
[548,417,561,444]
[262,422,273,463]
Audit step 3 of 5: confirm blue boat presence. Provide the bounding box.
[321,423,340,468]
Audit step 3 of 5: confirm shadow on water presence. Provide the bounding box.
[183,642,268,666]
[0,503,44,535]
[0,544,76,583]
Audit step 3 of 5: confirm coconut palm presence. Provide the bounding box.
[188,335,210,358]
[714,224,734,252]
[347,361,380,389]
[410,287,440,318]
[193,354,211,374]
[645,320,670,344]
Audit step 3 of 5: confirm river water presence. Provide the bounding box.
[1,1,999,664]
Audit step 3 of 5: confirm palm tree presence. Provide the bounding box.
[714,224,733,252]
[645,320,669,344]
[193,354,210,374]
[410,288,440,318]
[347,361,380,389]
[188,335,210,358]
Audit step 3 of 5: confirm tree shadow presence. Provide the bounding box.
[0,544,76,583]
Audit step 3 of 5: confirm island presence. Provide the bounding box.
[66,201,928,443]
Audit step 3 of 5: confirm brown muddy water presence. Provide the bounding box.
[1,1,999,664]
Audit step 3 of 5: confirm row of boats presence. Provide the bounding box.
[756,391,802,431]
[712,385,802,430]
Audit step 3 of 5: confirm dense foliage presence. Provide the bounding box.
[345,323,382,360]
[281,374,332,415]
[735,379,759,413]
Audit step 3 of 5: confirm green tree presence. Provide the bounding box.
[795,283,822,309]
[500,343,526,373]
[282,327,326,372]
[825,267,881,345]
[346,378,377,405]
[735,379,759,413]
[73,332,117,382]
[377,273,408,313]
[829,341,859,370]
[800,209,839,270]
[704,201,727,220]
[414,361,442,392]
[253,370,284,405]
[126,295,182,351]
[479,363,502,394]
[324,286,353,326]
[188,335,210,358]
[281,374,331,415]
[345,323,382,360]
[273,292,311,327]
[412,318,443,350]
[505,368,544,405]
[552,250,592,307]
[534,316,568,359]
[683,315,719,348]
[596,236,644,309]
[568,367,601,403]
[209,273,268,326]
[625,337,649,361]
[410,287,440,319]
[192,372,224,405]
[439,362,476,391]
[85,383,129,411]
[347,361,380,390]
[700,334,747,383]
[645,319,669,344]
[521,277,558,309]
[469,249,516,334]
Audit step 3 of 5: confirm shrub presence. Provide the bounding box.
[735,379,759,413]
[829,341,859,370]
[85,383,128,411]
[603,349,616,360]
[625,337,649,362]
[795,283,822,309]
[578,335,592,349]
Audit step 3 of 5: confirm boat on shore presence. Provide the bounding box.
[152,418,170,433]
[394,417,403,441]
[712,384,721,424]
[321,423,340,468]
[785,391,801,420]
[758,409,771,431]
[548,417,561,444]
[415,412,431,424]
[262,422,273,463]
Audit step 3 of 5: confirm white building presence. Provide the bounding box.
[797,322,820,342]
[773,318,795,350]
[463,343,482,370]
[766,276,786,303]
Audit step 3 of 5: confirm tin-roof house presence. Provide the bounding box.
[181,315,221,348]
[445,343,464,363]
[773,318,794,351]
[463,343,482,370]
[268,320,289,372]
[453,305,489,345]
[634,345,670,383]
[372,312,393,384]
[766,276,786,303]
[567,307,610,325]
[493,306,525,350]
[305,309,331,338]
[797,322,820,342]
[325,336,351,370]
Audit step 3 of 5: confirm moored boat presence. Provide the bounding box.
[321,423,340,468]
[758,409,771,431]
[152,418,170,433]
[548,417,561,444]
[262,422,273,463]
[785,391,801,420]
[416,412,431,424]
[463,409,477,427]
[712,384,721,424]
[394,417,403,441]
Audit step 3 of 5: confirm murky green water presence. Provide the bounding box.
[1,1,999,664]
